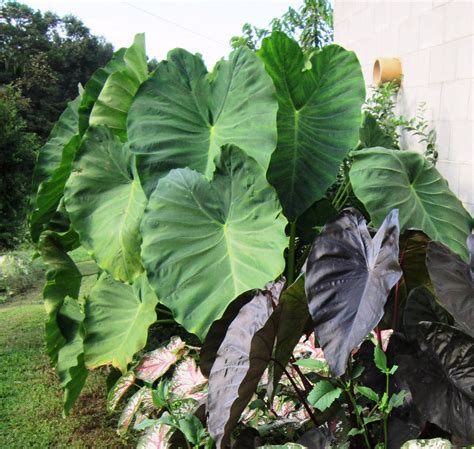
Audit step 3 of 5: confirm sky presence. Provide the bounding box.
[24,0,302,67]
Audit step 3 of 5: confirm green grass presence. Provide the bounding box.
[0,287,133,448]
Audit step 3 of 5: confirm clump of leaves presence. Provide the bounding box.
[28,29,472,449]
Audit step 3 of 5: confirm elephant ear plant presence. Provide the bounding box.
[29,31,473,448]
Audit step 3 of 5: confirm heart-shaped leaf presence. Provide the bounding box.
[350,148,472,260]
[107,371,136,412]
[137,422,173,449]
[397,322,474,444]
[89,33,148,141]
[140,145,287,339]
[305,208,402,376]
[65,126,147,283]
[257,32,365,220]
[207,281,283,449]
[83,272,158,372]
[426,236,474,338]
[118,387,148,435]
[170,358,207,400]
[135,336,187,383]
[128,47,277,196]
[402,287,452,337]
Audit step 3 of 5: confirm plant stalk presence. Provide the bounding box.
[383,372,390,448]
[287,221,297,285]
[346,386,371,449]
[271,358,319,427]
[290,358,313,394]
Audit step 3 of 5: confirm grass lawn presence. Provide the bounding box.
[0,286,133,448]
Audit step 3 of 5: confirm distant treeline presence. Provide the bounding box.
[0,1,114,249]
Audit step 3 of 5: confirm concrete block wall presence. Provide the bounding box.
[334,0,473,213]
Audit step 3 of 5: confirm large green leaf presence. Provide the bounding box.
[64,126,146,283]
[141,146,288,339]
[56,296,88,416]
[78,47,127,134]
[83,272,158,372]
[29,96,81,242]
[350,148,472,260]
[257,32,365,220]
[128,46,278,196]
[89,34,148,141]
[39,231,82,363]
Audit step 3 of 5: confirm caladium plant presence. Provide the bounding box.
[28,30,473,448]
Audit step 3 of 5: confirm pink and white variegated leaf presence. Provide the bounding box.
[137,423,173,449]
[135,336,187,383]
[118,387,149,435]
[107,370,136,412]
[371,329,393,351]
[170,358,207,401]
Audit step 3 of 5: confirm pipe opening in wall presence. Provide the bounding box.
[373,58,402,85]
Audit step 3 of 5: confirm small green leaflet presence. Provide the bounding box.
[351,364,365,380]
[178,415,206,446]
[307,380,342,411]
[388,390,407,411]
[363,415,381,425]
[374,344,388,373]
[294,359,327,371]
[356,385,379,402]
[347,428,365,437]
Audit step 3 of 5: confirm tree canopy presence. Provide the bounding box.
[0,1,114,139]
[0,1,114,248]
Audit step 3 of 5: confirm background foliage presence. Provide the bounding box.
[0,1,113,248]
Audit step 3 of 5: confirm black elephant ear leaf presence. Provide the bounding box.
[402,287,452,338]
[207,280,284,449]
[305,208,402,376]
[426,236,474,338]
[397,322,474,444]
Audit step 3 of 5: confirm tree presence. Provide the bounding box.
[0,1,114,140]
[0,85,38,249]
[230,0,333,52]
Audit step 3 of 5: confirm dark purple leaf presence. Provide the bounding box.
[402,287,452,338]
[305,208,402,376]
[200,292,253,378]
[207,280,284,449]
[397,322,474,444]
[426,236,474,338]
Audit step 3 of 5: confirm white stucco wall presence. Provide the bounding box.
[334,0,473,213]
